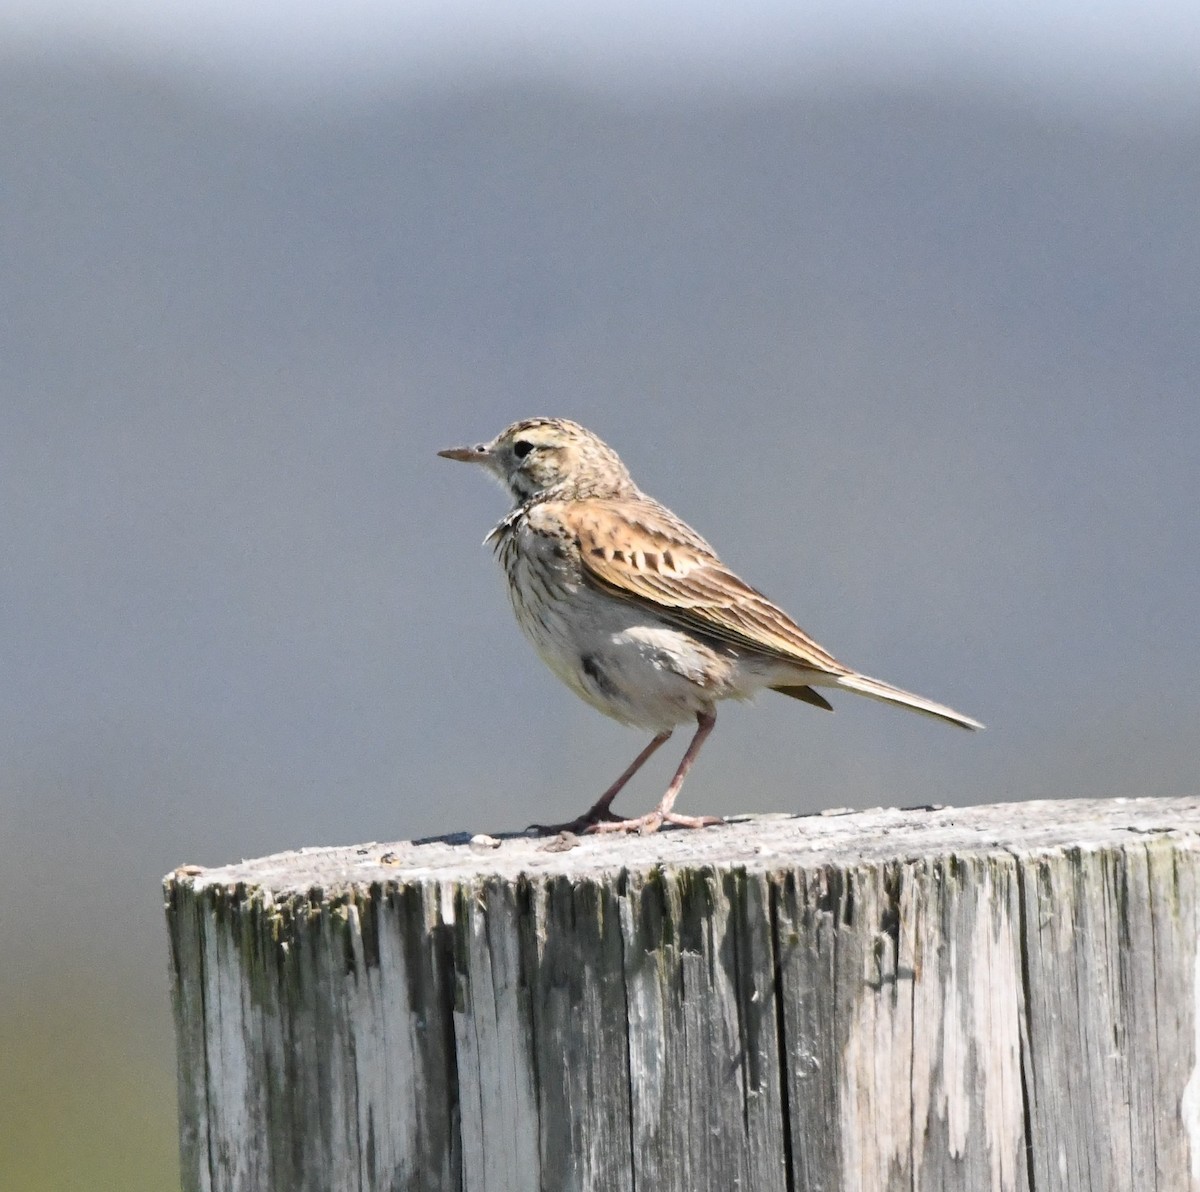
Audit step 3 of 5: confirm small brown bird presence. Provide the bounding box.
[440,418,982,834]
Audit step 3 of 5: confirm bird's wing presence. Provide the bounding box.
[558,497,848,674]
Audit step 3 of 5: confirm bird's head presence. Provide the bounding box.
[439,418,636,503]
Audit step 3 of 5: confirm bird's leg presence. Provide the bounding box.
[530,730,672,835]
[579,730,673,823]
[656,710,720,827]
[589,710,722,835]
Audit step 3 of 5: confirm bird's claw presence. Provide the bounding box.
[584,810,723,835]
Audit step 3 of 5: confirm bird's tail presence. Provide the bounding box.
[832,672,984,730]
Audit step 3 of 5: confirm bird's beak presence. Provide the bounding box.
[437,443,491,463]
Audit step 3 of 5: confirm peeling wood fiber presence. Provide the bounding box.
[165,798,1200,1192]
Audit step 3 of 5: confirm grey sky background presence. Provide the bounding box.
[2,10,1198,1187]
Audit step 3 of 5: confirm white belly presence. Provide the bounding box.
[501,523,751,731]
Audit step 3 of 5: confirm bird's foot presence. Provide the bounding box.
[528,808,623,836]
[585,810,723,835]
[662,811,724,829]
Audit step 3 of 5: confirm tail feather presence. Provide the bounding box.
[770,684,835,712]
[831,672,984,730]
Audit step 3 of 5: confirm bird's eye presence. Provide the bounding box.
[513,440,534,459]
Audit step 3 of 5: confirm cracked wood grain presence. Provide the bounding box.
[165,798,1200,1191]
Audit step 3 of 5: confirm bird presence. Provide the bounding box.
[439,418,982,834]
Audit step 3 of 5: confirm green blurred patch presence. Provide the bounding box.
[0,968,179,1192]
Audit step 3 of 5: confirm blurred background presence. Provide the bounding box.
[2,0,1198,1186]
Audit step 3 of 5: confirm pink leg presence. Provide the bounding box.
[590,710,722,835]
[532,730,672,834]
[579,730,673,822]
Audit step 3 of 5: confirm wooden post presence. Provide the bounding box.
[165,798,1200,1192]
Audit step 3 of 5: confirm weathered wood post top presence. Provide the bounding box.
[166,797,1200,1192]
